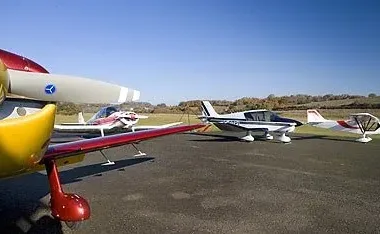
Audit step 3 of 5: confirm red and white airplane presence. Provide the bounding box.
[307,109,380,143]
[54,105,182,136]
[54,105,183,162]
[0,48,205,230]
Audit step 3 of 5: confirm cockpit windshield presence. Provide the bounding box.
[88,106,120,122]
[244,111,278,122]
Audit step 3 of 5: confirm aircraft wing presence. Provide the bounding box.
[349,113,380,133]
[131,122,183,131]
[54,124,114,131]
[42,123,205,161]
[58,123,90,126]
[350,113,380,122]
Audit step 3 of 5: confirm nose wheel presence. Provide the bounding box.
[278,133,291,143]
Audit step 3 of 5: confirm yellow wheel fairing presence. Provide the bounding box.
[0,60,9,104]
[0,104,56,178]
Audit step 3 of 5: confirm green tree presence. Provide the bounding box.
[368,93,377,98]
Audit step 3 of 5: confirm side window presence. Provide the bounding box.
[270,112,277,121]
[264,112,272,122]
[244,112,267,121]
[244,112,254,120]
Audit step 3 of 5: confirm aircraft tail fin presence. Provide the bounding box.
[201,101,219,117]
[78,112,86,124]
[307,109,327,123]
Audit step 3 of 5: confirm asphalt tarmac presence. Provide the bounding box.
[1,132,380,233]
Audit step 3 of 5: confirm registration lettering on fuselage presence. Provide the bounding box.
[222,120,240,125]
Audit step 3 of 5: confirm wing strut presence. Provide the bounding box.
[100,150,115,166]
[353,117,365,134]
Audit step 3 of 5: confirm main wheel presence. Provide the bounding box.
[65,221,83,230]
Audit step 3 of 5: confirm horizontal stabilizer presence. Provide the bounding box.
[8,70,140,104]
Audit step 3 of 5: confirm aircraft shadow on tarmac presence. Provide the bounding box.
[188,132,289,143]
[0,156,154,234]
[290,134,365,143]
[188,132,362,143]
[188,132,242,142]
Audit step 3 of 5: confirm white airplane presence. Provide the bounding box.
[199,101,303,143]
[307,109,380,143]
[54,105,183,163]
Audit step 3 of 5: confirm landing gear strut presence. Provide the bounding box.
[45,160,90,229]
[132,143,147,157]
[100,150,115,166]
[264,131,273,140]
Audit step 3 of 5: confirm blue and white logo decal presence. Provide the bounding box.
[44,84,56,95]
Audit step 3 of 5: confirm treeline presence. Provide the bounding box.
[56,93,379,115]
[179,94,364,107]
[178,94,375,113]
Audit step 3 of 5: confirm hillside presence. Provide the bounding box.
[56,93,380,115]
[282,96,380,111]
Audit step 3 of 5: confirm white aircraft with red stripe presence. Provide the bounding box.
[79,105,148,129]
[54,105,182,162]
[307,109,380,143]
[54,105,182,136]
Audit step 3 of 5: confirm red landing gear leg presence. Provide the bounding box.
[45,160,90,229]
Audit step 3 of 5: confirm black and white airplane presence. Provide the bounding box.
[199,101,302,143]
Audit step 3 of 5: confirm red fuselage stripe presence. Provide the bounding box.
[337,120,359,129]
[93,116,118,125]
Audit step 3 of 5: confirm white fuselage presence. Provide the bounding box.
[205,109,298,134]
[54,111,140,134]
[200,101,302,143]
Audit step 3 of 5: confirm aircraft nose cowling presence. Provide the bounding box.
[277,117,303,127]
[293,119,303,127]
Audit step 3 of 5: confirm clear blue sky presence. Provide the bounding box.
[2,0,379,105]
